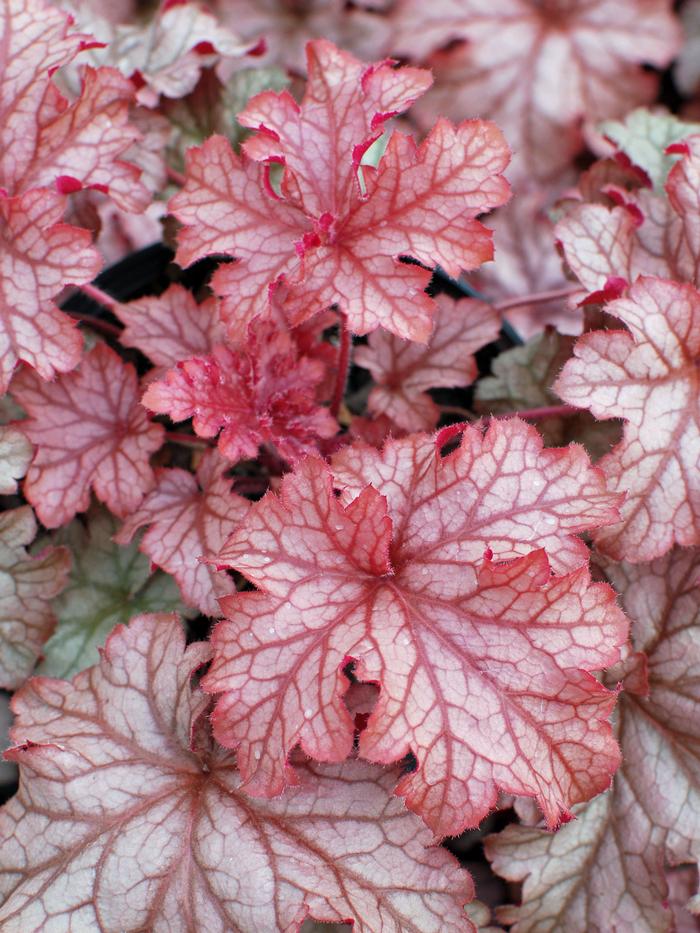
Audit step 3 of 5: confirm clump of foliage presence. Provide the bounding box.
[0,1,698,930]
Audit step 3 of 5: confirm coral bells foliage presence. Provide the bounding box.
[204,425,626,840]
[170,39,510,341]
[3,0,700,928]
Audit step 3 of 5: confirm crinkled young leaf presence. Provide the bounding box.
[37,508,188,680]
[115,283,225,368]
[203,426,625,838]
[0,188,101,393]
[115,451,249,616]
[0,613,473,932]
[355,295,500,431]
[0,507,69,690]
[12,342,164,528]
[555,276,700,561]
[391,0,680,180]
[142,323,337,464]
[170,40,510,342]
[486,547,700,932]
[0,426,31,495]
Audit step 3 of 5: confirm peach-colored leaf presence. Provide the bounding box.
[281,120,510,342]
[170,135,309,336]
[203,429,625,838]
[486,547,700,932]
[391,0,680,181]
[238,38,432,216]
[142,322,337,464]
[555,276,700,561]
[170,40,510,342]
[0,613,473,932]
[0,188,100,393]
[115,451,249,616]
[0,506,70,690]
[0,425,31,494]
[12,342,164,528]
[556,131,700,297]
[115,283,225,368]
[355,295,500,431]
[0,1,148,210]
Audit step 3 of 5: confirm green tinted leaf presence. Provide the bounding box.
[37,507,192,679]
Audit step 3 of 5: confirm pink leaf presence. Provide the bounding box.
[12,342,165,528]
[391,0,680,180]
[0,613,472,932]
[203,428,625,837]
[0,188,101,393]
[555,275,700,561]
[171,135,309,335]
[169,40,510,342]
[0,506,70,690]
[142,322,338,464]
[0,1,148,210]
[556,132,700,298]
[486,547,700,932]
[238,38,432,216]
[115,451,249,616]
[115,283,226,367]
[355,294,500,431]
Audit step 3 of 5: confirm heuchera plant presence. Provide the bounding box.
[0,1,699,931]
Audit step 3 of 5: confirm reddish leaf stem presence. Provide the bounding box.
[330,314,352,419]
[79,282,121,315]
[167,165,187,187]
[66,311,122,340]
[494,285,581,314]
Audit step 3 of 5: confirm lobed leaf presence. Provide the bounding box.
[0,188,100,393]
[12,342,164,528]
[392,0,680,180]
[142,322,338,464]
[37,508,188,680]
[555,275,700,560]
[115,450,249,616]
[355,295,500,432]
[170,39,510,343]
[0,0,148,210]
[0,507,70,690]
[204,426,626,837]
[0,613,472,932]
[115,283,226,368]
[486,547,700,932]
